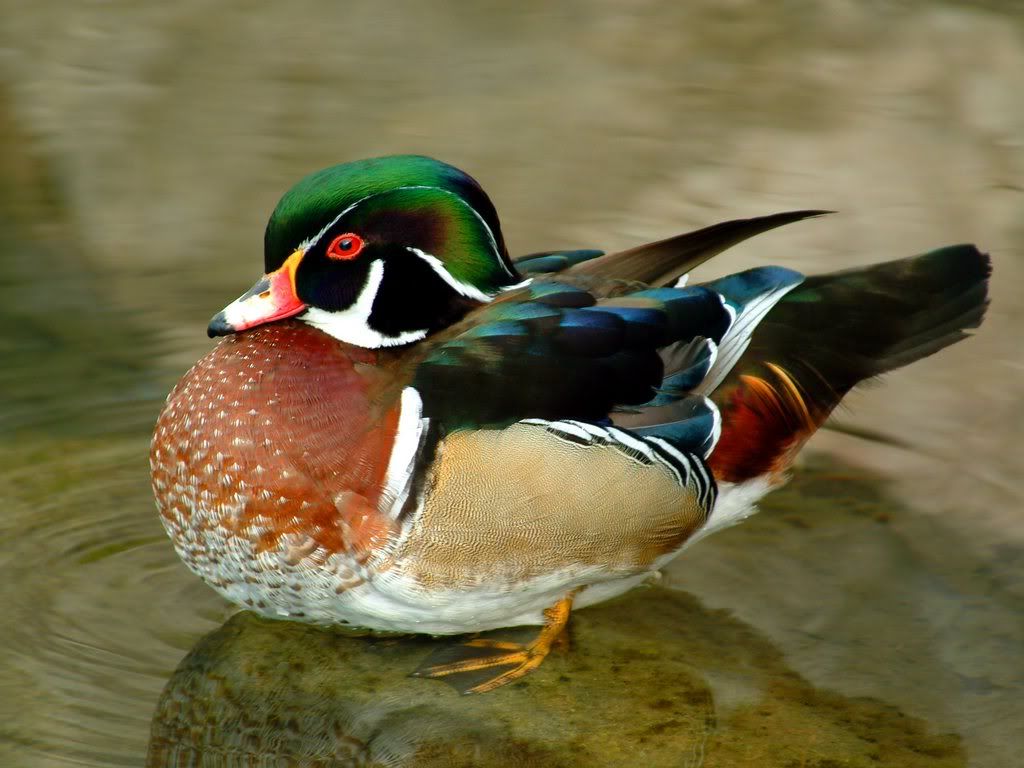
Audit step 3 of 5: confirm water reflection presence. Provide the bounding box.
[0,428,988,766]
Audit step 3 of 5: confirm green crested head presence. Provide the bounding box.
[209,156,522,347]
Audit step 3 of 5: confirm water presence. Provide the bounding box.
[1,1,1022,765]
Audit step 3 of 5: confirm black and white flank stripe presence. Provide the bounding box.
[520,417,718,511]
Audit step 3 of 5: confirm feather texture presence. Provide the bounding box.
[412,282,732,430]
[567,210,830,285]
[514,249,605,274]
[154,153,994,653]
[707,245,991,482]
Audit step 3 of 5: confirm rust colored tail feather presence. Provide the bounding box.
[707,245,991,483]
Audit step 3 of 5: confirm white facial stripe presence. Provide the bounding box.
[298,185,512,281]
[382,387,429,520]
[298,193,373,252]
[300,259,427,348]
[406,247,494,303]
[395,185,514,279]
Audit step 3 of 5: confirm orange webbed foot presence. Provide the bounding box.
[411,591,577,694]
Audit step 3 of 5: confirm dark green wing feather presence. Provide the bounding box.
[411,281,731,431]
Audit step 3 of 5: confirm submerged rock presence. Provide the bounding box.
[148,584,962,768]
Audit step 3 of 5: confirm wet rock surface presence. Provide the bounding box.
[148,589,963,768]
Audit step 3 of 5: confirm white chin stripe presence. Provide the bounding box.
[300,259,427,348]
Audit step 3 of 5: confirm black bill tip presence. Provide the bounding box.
[207,311,234,338]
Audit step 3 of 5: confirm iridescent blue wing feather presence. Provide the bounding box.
[514,249,605,275]
[412,281,731,432]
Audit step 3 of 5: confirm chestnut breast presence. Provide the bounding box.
[151,322,403,562]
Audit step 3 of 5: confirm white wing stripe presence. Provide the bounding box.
[698,284,799,396]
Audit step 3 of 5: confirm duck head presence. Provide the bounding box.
[208,155,520,347]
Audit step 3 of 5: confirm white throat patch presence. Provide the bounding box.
[300,259,428,348]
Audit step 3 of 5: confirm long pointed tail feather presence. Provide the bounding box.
[706,244,991,483]
[568,210,831,286]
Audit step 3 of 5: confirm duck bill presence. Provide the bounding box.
[207,250,307,337]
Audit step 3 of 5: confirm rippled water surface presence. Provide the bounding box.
[1,2,1022,766]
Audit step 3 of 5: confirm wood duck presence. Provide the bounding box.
[151,155,990,693]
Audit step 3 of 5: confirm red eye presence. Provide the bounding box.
[326,233,364,261]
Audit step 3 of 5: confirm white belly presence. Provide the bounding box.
[173,477,771,634]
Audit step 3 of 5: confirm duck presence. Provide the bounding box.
[150,155,990,694]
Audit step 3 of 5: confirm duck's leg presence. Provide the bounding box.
[413,589,579,694]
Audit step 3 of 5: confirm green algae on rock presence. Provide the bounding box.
[148,587,963,768]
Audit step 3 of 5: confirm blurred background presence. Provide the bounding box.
[0,1,1021,766]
